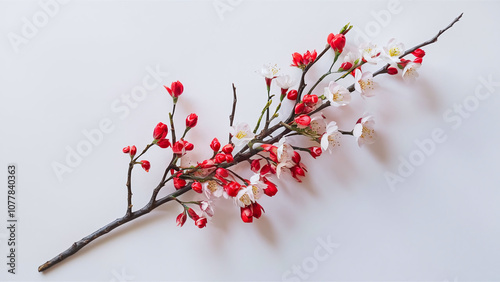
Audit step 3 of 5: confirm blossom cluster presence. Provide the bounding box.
[122,23,429,228]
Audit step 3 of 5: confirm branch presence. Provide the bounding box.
[229,83,237,144]
[347,13,463,91]
[38,184,193,273]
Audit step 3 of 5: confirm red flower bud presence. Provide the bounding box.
[251,159,261,173]
[140,160,150,172]
[187,208,199,220]
[412,48,426,58]
[309,146,322,159]
[327,33,346,53]
[195,217,207,228]
[192,181,202,193]
[292,151,301,164]
[176,212,187,227]
[263,178,278,197]
[224,181,241,197]
[414,57,423,64]
[225,154,234,163]
[185,113,198,128]
[129,145,137,157]
[172,141,184,155]
[294,114,311,127]
[295,102,305,114]
[302,94,318,106]
[184,141,194,151]
[164,80,184,98]
[387,67,399,75]
[215,153,226,164]
[252,202,265,219]
[222,144,234,154]
[260,165,271,176]
[122,146,130,153]
[340,61,353,71]
[240,206,253,223]
[216,168,229,178]
[287,89,298,100]
[210,138,221,152]
[291,52,304,68]
[157,139,171,148]
[153,122,168,140]
[174,177,186,190]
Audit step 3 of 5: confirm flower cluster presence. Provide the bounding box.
[118,23,434,228]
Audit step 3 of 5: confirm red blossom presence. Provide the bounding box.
[309,146,322,159]
[327,33,346,53]
[185,113,198,128]
[140,160,150,172]
[192,181,202,193]
[210,138,221,152]
[173,177,186,190]
[153,122,168,140]
[240,206,253,223]
[412,48,426,58]
[176,212,187,227]
[294,114,311,127]
[164,80,184,98]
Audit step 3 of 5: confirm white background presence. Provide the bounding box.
[1,0,500,281]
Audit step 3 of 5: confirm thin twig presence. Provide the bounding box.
[229,83,237,144]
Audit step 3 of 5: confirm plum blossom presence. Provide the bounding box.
[321,121,342,153]
[324,81,351,106]
[276,74,296,90]
[382,38,405,63]
[359,42,381,64]
[402,62,421,82]
[230,122,255,147]
[235,185,255,208]
[309,113,327,134]
[276,137,295,178]
[353,115,377,146]
[203,180,223,198]
[354,69,376,97]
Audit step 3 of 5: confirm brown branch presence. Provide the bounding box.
[39,14,463,273]
[229,83,237,144]
[347,13,463,91]
[38,184,192,273]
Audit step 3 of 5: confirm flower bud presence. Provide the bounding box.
[294,102,305,114]
[187,208,199,220]
[140,160,150,172]
[292,151,301,164]
[414,57,423,64]
[412,48,426,58]
[174,177,186,190]
[263,178,278,197]
[216,168,229,178]
[224,181,241,197]
[122,146,130,153]
[164,80,184,98]
[185,113,198,128]
[252,202,265,219]
[302,94,318,106]
[153,122,168,140]
[287,89,298,100]
[327,33,346,53]
[309,146,322,159]
[225,154,234,163]
[192,181,202,193]
[222,144,234,154]
[195,217,207,228]
[214,153,226,164]
[240,206,253,223]
[184,141,194,151]
[340,61,353,71]
[387,67,399,75]
[157,139,171,148]
[210,138,221,152]
[294,114,311,127]
[250,159,261,172]
[176,212,187,227]
[130,145,137,157]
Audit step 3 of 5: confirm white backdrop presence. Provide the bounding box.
[1,1,500,281]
